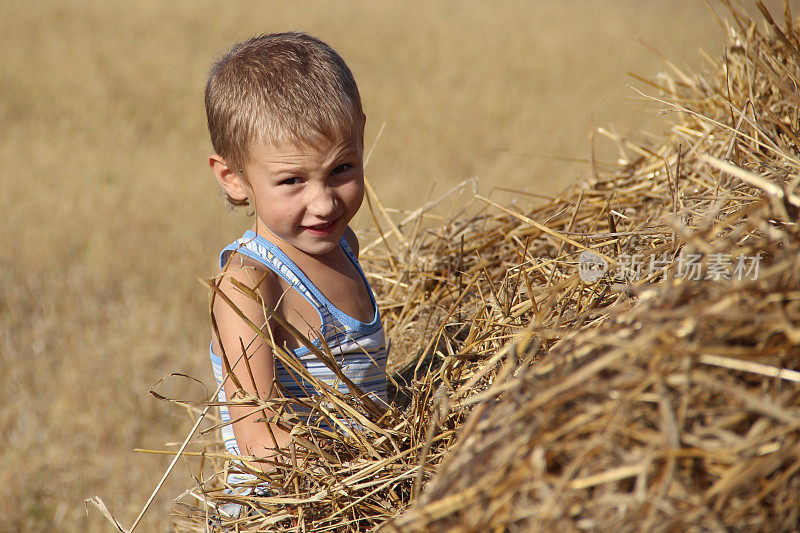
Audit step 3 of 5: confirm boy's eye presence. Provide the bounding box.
[279,177,301,186]
[332,163,351,175]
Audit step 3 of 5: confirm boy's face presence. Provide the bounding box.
[236,135,365,257]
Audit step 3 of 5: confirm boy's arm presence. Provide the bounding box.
[211,258,292,469]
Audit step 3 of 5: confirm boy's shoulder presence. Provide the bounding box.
[342,226,359,258]
[213,250,282,317]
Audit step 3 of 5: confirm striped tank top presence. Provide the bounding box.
[209,230,388,460]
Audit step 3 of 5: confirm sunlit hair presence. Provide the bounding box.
[205,32,365,206]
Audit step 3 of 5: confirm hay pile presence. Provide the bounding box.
[160,2,800,531]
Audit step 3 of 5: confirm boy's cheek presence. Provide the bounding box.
[350,182,366,210]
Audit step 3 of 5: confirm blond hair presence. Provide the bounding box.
[205,32,365,206]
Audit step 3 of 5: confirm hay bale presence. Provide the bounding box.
[165,2,800,531]
[382,2,800,531]
[388,236,800,531]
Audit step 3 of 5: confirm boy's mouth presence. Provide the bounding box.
[303,218,338,235]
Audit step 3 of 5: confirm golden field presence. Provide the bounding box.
[0,1,762,530]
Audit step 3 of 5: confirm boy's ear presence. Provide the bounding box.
[209,154,249,203]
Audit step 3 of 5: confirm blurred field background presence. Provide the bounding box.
[0,0,752,530]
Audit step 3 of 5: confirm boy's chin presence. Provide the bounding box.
[297,239,341,256]
[263,229,342,257]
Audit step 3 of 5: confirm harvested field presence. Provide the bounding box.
[93,2,799,531]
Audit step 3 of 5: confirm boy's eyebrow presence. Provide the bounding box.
[266,157,352,176]
[330,143,362,162]
[263,164,318,180]
[336,145,360,157]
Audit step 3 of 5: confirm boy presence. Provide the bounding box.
[205,32,388,487]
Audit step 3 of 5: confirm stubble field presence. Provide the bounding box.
[0,1,746,530]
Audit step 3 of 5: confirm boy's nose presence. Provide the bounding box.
[307,186,338,217]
